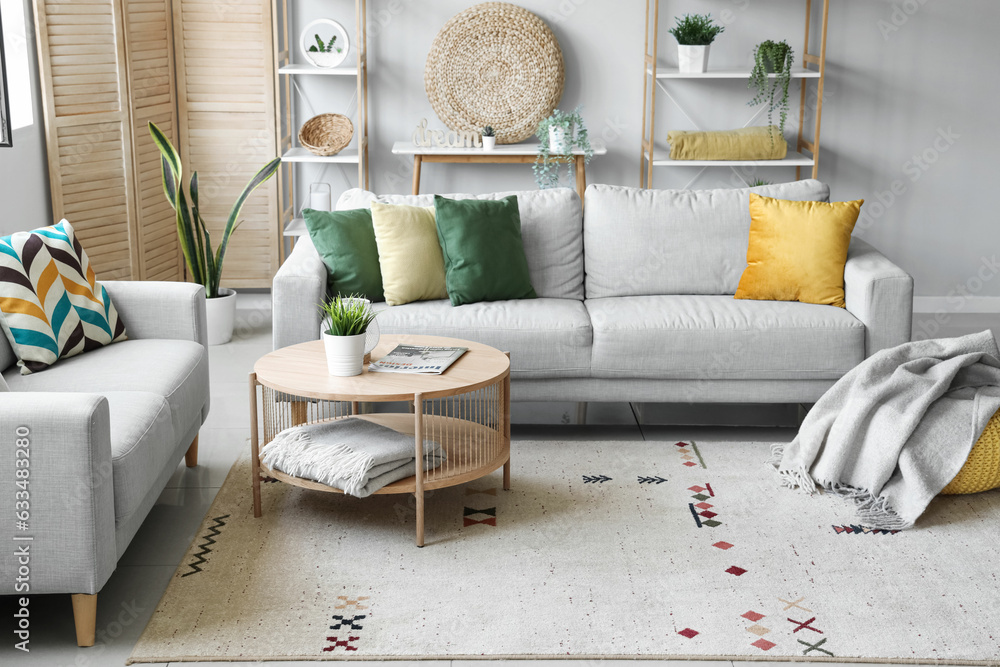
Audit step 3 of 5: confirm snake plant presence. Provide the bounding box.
[149,121,280,299]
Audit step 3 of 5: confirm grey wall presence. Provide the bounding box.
[0,0,50,234]
[1,0,996,307]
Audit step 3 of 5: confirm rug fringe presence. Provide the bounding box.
[260,427,374,495]
[821,480,909,530]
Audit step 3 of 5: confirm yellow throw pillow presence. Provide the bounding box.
[734,193,864,308]
[369,202,448,306]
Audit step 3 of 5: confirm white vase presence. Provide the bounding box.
[482,136,497,151]
[322,332,367,377]
[306,50,344,69]
[205,288,237,346]
[549,125,570,154]
[678,44,710,73]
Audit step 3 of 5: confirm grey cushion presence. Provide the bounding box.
[586,295,865,380]
[103,391,175,524]
[372,298,592,379]
[583,180,831,298]
[3,339,208,438]
[338,187,584,300]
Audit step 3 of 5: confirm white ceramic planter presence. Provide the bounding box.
[306,50,343,68]
[549,126,570,154]
[323,332,367,376]
[482,136,497,151]
[205,287,237,346]
[678,44,710,73]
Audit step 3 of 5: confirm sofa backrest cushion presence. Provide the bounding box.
[583,180,831,298]
[338,188,584,301]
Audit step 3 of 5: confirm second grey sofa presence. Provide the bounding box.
[0,281,210,646]
[273,180,913,405]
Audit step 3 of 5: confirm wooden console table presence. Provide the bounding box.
[391,141,607,201]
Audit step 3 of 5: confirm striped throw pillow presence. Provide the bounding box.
[0,219,127,374]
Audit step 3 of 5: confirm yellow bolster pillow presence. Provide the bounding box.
[667,126,787,161]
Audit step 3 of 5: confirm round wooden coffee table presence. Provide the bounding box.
[249,334,511,546]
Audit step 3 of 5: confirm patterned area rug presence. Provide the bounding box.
[129,440,1000,664]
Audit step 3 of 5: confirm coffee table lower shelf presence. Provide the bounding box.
[257,413,511,495]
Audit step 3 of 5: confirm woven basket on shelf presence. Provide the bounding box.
[424,2,564,144]
[298,114,354,156]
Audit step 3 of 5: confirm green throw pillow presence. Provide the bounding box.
[433,195,537,306]
[303,208,384,302]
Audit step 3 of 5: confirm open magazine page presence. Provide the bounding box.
[368,345,469,375]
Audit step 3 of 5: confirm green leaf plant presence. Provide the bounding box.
[533,107,594,190]
[148,121,280,299]
[318,295,378,337]
[748,40,795,145]
[667,13,725,46]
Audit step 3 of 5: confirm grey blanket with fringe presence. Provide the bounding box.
[770,330,1000,529]
[260,419,446,498]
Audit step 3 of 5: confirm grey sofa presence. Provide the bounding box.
[0,281,210,646]
[274,180,913,405]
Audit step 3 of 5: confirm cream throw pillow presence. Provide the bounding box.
[369,202,448,306]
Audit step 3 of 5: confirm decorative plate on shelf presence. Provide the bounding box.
[424,2,565,144]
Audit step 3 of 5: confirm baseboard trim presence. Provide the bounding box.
[913,296,1000,314]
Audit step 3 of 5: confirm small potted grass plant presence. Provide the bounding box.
[319,295,378,376]
[668,13,724,73]
[481,126,496,151]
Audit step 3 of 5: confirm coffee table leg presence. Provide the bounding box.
[503,356,511,491]
[414,392,424,547]
[249,373,262,518]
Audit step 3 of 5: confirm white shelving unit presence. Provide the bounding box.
[273,0,370,249]
[639,0,830,189]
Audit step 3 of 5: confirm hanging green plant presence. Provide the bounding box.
[747,40,794,145]
[533,107,593,190]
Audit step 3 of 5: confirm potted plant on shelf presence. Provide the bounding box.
[148,122,280,345]
[319,295,379,377]
[668,13,724,73]
[748,39,795,145]
[481,126,496,151]
[533,107,593,190]
[307,33,343,68]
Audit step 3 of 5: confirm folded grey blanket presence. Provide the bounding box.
[260,418,446,498]
[770,330,1000,529]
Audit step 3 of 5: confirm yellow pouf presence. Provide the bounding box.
[941,408,1000,495]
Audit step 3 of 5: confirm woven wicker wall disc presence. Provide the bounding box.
[424,2,565,144]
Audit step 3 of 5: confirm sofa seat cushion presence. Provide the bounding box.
[373,298,592,379]
[3,339,208,437]
[586,295,865,380]
[103,391,175,523]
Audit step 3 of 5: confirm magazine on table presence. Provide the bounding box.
[368,345,468,375]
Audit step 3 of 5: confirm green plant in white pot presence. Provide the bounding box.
[149,121,280,345]
[481,125,496,151]
[668,13,724,73]
[534,107,593,189]
[748,39,795,145]
[319,296,379,377]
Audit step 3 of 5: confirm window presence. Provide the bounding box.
[1,0,34,146]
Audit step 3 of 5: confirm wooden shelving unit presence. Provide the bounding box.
[639,0,830,189]
[273,0,370,252]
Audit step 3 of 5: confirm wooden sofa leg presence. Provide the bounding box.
[71,593,97,647]
[185,434,199,467]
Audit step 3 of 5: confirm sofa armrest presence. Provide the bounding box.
[103,281,207,348]
[844,237,914,357]
[273,237,327,349]
[0,393,116,596]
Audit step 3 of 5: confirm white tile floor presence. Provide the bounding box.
[0,294,994,666]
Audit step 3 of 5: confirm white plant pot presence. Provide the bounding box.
[678,44,710,73]
[205,288,237,346]
[306,50,344,69]
[549,126,570,154]
[482,136,497,151]
[322,332,367,377]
